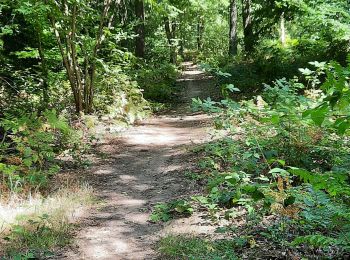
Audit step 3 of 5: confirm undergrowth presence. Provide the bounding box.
[154,58,350,259]
[0,183,94,259]
[135,62,179,103]
[158,235,238,260]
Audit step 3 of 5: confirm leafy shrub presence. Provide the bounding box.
[202,37,349,95]
[136,62,178,102]
[94,65,149,124]
[186,59,350,257]
[150,200,193,223]
[0,110,83,192]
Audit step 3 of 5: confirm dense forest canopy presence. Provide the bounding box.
[1,0,350,258]
[1,0,349,115]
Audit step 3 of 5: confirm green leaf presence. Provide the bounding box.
[310,105,329,126]
[23,158,33,167]
[251,189,265,201]
[225,84,240,92]
[283,196,296,207]
[292,235,336,248]
[334,117,350,134]
[269,168,289,178]
[302,109,312,118]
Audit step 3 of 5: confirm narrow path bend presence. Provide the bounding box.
[62,63,219,260]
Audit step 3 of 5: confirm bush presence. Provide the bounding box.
[136,62,179,103]
[202,38,349,95]
[94,65,150,124]
[0,110,83,192]
[186,59,350,257]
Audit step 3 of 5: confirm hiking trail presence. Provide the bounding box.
[60,63,220,260]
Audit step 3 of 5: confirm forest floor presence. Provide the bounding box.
[59,63,221,259]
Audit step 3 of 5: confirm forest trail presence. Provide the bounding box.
[61,63,219,260]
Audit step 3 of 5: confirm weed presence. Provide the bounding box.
[150,200,193,223]
[180,59,350,257]
[158,235,238,260]
[0,184,94,258]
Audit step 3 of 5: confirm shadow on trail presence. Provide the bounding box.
[59,63,219,260]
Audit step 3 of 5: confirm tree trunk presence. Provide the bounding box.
[242,0,254,53]
[179,14,185,59]
[49,0,112,114]
[197,16,204,51]
[280,12,286,47]
[135,0,145,58]
[164,17,177,64]
[37,30,49,108]
[179,36,184,59]
[85,0,113,113]
[229,0,238,55]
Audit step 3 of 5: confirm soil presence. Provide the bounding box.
[58,63,221,260]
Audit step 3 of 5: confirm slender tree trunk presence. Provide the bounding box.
[280,12,286,47]
[69,3,84,112]
[135,0,145,58]
[50,17,82,113]
[242,0,254,53]
[229,0,238,55]
[179,32,184,59]
[164,17,177,64]
[86,0,113,113]
[118,0,128,26]
[37,31,49,108]
[197,16,204,51]
[116,0,129,48]
[49,0,112,114]
[178,14,185,59]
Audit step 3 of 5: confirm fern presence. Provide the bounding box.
[292,234,336,248]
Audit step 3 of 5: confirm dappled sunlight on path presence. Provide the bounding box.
[59,63,220,260]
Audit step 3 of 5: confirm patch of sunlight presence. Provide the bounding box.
[184,70,205,76]
[127,212,149,224]
[127,131,178,145]
[117,198,146,206]
[133,184,151,191]
[161,214,217,237]
[114,240,129,253]
[119,174,138,181]
[0,184,94,237]
[95,168,114,175]
[84,240,129,259]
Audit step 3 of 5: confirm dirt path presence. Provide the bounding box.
[60,63,219,260]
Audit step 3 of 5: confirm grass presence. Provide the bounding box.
[158,235,238,260]
[0,183,94,259]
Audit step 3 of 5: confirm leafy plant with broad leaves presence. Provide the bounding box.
[0,110,83,191]
[302,57,350,134]
[186,60,350,256]
[150,200,193,223]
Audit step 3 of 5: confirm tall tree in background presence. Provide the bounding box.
[229,0,238,55]
[197,15,204,51]
[135,0,145,58]
[15,1,51,107]
[280,11,286,46]
[242,0,254,53]
[164,16,177,64]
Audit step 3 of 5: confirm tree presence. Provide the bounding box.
[135,0,145,58]
[47,0,114,114]
[242,0,254,53]
[164,16,177,64]
[197,15,205,51]
[229,0,238,55]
